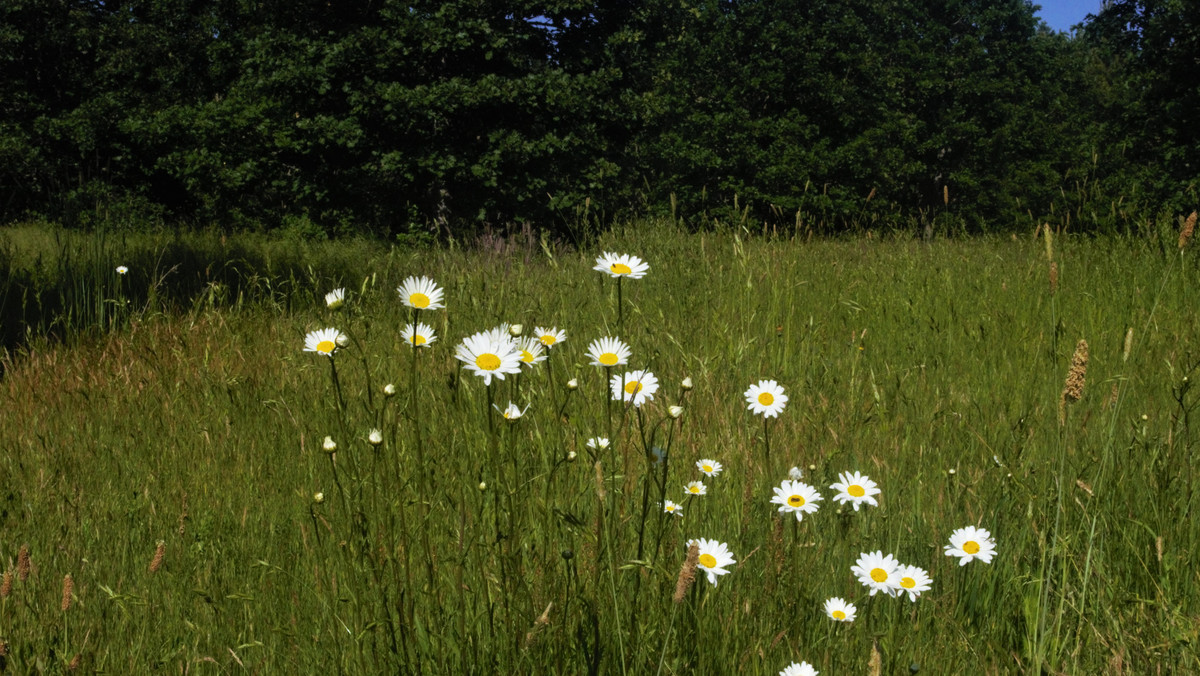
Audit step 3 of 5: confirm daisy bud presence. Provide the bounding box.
[808,464,816,472]
[325,288,346,310]
[478,482,488,492]
[313,492,325,504]
[668,405,683,419]
[323,436,337,453]
[567,450,577,462]
[368,429,383,446]
[566,378,579,390]
[947,468,956,476]
[383,383,397,397]
[788,466,804,480]
[681,377,694,391]
[509,324,523,337]
[335,333,350,348]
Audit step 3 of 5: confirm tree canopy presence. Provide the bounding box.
[0,0,1195,236]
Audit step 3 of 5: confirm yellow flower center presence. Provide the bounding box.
[698,553,717,569]
[702,464,713,473]
[963,541,980,555]
[476,353,501,371]
[689,485,701,494]
[316,340,336,354]
[599,352,619,366]
[611,263,632,275]
[870,568,889,583]
[849,485,866,497]
[788,494,805,507]
[901,577,916,589]
[521,350,534,363]
[758,392,774,406]
[540,335,556,346]
[832,610,846,620]
[411,335,426,346]
[624,381,643,394]
[409,292,430,308]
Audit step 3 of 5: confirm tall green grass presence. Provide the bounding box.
[0,220,1197,673]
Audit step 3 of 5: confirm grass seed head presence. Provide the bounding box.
[0,569,11,598]
[150,540,166,573]
[16,544,30,582]
[1180,211,1196,250]
[674,541,700,603]
[1049,261,1058,294]
[1059,339,1089,424]
[61,573,74,611]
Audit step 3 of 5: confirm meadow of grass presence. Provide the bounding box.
[1,218,1198,673]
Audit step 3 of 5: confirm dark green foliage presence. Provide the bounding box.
[0,0,1195,235]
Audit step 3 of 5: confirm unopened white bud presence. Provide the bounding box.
[668,405,683,419]
[323,436,337,453]
[313,492,324,504]
[566,378,579,390]
[681,377,694,391]
[788,466,804,480]
[567,451,577,462]
[383,383,397,397]
[368,429,383,446]
[509,324,523,337]
[335,333,350,348]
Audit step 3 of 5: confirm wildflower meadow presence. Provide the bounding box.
[1,218,1198,673]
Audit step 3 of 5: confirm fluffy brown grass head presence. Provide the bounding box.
[1059,339,1089,424]
[16,544,30,583]
[61,573,74,611]
[1180,211,1196,250]
[150,540,166,574]
[673,541,700,604]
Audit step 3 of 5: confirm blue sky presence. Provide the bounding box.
[1035,0,1105,33]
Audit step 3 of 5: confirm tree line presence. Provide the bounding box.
[0,0,1195,237]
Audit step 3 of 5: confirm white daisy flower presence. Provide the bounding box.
[325,288,346,310]
[587,336,631,367]
[688,538,735,586]
[745,379,788,418]
[304,328,345,357]
[516,337,547,366]
[829,471,881,511]
[896,564,932,601]
[696,459,723,477]
[663,500,683,516]
[115,265,129,275]
[593,252,649,279]
[944,526,997,565]
[586,437,610,450]
[823,597,856,622]
[610,370,659,407]
[454,331,522,386]
[851,550,902,596]
[401,322,437,348]
[779,661,819,676]
[493,401,529,422]
[788,466,804,480]
[534,326,567,348]
[770,479,823,522]
[684,481,707,497]
[397,276,445,310]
